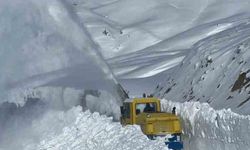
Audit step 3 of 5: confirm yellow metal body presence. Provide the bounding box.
[120,98,182,136]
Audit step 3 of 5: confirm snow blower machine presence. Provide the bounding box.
[120,97,183,150]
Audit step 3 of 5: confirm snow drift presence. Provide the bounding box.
[161,100,250,150]
[24,107,166,150]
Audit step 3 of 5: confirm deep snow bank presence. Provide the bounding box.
[0,87,120,150]
[13,99,250,150]
[161,99,250,150]
[25,107,167,150]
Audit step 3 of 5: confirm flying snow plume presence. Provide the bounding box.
[0,0,125,112]
[0,0,127,149]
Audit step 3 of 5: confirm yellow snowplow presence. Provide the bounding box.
[120,97,183,149]
[120,97,182,136]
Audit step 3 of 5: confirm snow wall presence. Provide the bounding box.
[25,108,166,150]
[161,100,250,150]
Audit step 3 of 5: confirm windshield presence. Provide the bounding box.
[136,103,157,114]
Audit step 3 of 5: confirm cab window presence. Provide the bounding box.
[136,103,157,115]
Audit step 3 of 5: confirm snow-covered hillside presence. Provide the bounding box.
[69,0,250,96]
[71,0,250,58]
[155,18,250,115]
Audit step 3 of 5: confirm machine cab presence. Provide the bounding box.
[120,97,161,125]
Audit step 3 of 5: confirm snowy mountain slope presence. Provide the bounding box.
[155,18,250,115]
[83,0,250,58]
[69,0,250,96]
[69,0,250,58]
[23,107,167,150]
[106,14,250,96]
[107,13,250,79]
